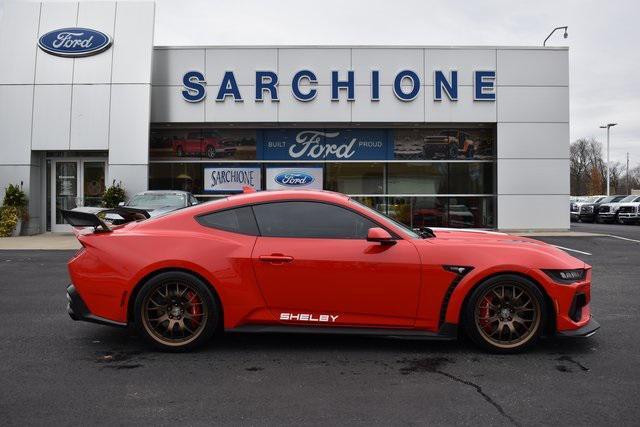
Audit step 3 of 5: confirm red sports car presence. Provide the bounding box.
[63,190,598,353]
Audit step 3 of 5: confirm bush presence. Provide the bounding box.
[3,184,28,221]
[102,181,127,208]
[0,206,19,237]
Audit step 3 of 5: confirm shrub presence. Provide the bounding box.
[0,206,19,237]
[3,184,28,221]
[102,181,127,208]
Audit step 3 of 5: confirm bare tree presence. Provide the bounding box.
[570,138,591,195]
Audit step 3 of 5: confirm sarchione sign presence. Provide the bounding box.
[182,69,496,103]
[38,28,112,58]
[204,167,261,193]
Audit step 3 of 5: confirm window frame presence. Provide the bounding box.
[195,199,402,240]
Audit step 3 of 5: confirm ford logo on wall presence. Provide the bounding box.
[38,27,112,58]
[274,172,315,187]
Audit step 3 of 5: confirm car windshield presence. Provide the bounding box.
[620,195,637,203]
[127,193,186,208]
[349,199,421,239]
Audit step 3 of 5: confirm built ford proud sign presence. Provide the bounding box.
[38,27,112,58]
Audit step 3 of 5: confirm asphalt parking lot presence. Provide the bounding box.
[1,223,639,426]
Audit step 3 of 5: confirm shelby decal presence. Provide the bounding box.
[203,167,261,193]
[182,69,496,103]
[38,28,112,58]
[280,313,339,322]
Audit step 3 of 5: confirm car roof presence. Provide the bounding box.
[190,189,350,214]
[134,190,191,196]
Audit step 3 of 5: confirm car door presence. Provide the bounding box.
[250,201,422,328]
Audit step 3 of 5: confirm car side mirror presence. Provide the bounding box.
[367,227,396,245]
[118,202,125,207]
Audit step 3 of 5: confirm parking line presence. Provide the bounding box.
[607,234,640,244]
[552,245,592,256]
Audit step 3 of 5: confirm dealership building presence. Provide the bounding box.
[0,1,570,234]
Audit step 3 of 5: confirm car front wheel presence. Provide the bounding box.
[464,275,546,353]
[134,272,219,351]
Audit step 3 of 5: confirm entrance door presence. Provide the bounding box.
[50,160,106,232]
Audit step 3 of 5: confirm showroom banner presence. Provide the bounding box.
[203,166,261,193]
[266,166,324,190]
[259,129,393,160]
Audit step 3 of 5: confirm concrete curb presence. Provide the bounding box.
[0,233,81,250]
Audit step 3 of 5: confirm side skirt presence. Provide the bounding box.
[227,322,458,341]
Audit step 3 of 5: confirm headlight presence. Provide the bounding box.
[543,269,586,284]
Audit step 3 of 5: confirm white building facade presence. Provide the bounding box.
[0,1,570,234]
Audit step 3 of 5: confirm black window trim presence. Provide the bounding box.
[194,199,402,240]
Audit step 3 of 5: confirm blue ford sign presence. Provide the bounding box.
[38,27,112,58]
[274,172,315,187]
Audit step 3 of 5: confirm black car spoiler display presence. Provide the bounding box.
[61,207,151,233]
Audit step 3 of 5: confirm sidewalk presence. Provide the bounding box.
[0,233,81,250]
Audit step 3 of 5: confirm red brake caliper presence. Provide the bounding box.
[186,291,203,328]
[479,295,494,333]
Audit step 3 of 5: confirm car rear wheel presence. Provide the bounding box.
[464,275,546,353]
[206,145,216,158]
[134,272,219,351]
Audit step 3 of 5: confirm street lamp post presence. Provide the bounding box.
[600,123,618,196]
[543,26,568,46]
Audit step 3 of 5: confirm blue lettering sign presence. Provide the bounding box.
[292,70,317,101]
[371,70,380,101]
[434,70,458,101]
[331,70,355,101]
[216,71,243,102]
[393,70,420,101]
[255,71,279,102]
[474,70,496,101]
[182,71,206,103]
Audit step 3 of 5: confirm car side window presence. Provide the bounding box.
[196,206,259,236]
[252,201,379,239]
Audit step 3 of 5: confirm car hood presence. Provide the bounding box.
[414,228,586,269]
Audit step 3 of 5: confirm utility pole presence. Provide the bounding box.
[600,123,617,196]
[627,152,630,195]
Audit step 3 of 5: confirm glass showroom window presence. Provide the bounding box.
[149,128,257,160]
[387,163,447,194]
[325,163,384,194]
[393,128,495,160]
[449,162,494,194]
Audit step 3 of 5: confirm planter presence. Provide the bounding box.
[11,219,22,237]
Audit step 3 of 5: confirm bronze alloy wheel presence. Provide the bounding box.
[474,282,542,350]
[141,281,209,347]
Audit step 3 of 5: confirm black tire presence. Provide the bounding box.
[133,271,220,352]
[206,145,216,158]
[464,274,546,354]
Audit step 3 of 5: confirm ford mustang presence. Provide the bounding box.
[62,190,598,353]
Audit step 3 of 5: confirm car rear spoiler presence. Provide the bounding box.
[61,207,150,233]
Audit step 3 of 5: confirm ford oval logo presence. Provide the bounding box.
[38,27,112,58]
[274,172,315,187]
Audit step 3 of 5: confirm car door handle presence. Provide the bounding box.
[259,254,294,264]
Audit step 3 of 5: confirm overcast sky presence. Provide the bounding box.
[3,0,639,168]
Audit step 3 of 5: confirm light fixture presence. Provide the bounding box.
[543,26,569,46]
